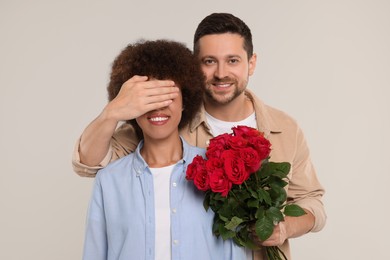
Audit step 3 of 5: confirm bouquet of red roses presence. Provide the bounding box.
[186,125,305,260]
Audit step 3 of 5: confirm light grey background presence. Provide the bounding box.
[1,0,389,259]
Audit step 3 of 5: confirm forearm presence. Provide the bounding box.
[285,209,315,239]
[79,110,118,167]
[77,76,179,167]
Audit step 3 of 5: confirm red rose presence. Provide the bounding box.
[232,125,260,138]
[186,155,206,181]
[227,135,248,150]
[206,143,225,159]
[206,133,230,159]
[193,167,210,191]
[209,133,230,147]
[205,157,224,172]
[239,147,261,173]
[251,136,271,160]
[222,150,249,185]
[209,168,232,197]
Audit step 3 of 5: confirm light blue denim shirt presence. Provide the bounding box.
[83,137,246,260]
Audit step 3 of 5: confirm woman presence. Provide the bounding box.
[82,40,245,260]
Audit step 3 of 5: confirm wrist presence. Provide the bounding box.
[100,104,121,126]
[284,209,315,239]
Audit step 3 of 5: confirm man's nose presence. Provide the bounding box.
[214,63,228,79]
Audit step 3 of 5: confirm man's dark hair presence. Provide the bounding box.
[107,39,205,139]
[193,13,253,59]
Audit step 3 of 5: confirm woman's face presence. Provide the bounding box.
[136,81,183,142]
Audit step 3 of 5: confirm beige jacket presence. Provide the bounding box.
[73,89,326,259]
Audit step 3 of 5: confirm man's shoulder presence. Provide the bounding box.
[263,102,297,124]
[247,90,299,131]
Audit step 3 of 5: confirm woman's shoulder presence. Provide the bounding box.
[96,152,136,179]
[181,137,206,159]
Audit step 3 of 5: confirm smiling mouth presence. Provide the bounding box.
[148,116,169,122]
[213,82,232,88]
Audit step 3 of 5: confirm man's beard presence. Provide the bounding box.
[204,78,246,105]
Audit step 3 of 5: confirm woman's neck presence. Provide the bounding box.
[140,135,183,168]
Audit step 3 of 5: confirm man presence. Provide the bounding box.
[73,13,326,259]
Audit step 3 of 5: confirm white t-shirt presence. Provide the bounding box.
[205,111,257,136]
[150,164,175,260]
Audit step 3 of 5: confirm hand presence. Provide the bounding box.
[103,75,179,122]
[250,221,288,247]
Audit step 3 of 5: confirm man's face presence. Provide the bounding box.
[197,33,256,105]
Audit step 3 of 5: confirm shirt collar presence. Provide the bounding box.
[189,103,208,133]
[132,140,148,176]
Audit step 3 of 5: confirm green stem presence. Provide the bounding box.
[265,246,288,260]
[254,170,260,186]
[229,189,244,207]
[243,181,250,190]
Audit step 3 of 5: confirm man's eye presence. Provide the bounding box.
[229,59,239,64]
[203,59,215,65]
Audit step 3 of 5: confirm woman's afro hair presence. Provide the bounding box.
[107,39,205,138]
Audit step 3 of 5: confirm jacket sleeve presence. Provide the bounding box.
[287,126,327,232]
[72,123,140,177]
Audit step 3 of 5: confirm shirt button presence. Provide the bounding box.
[172,182,177,187]
[172,208,177,213]
[173,240,179,245]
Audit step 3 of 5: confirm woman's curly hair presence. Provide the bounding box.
[107,39,205,139]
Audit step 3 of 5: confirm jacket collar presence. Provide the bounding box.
[188,89,282,137]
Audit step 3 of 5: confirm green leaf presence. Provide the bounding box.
[247,199,259,208]
[266,207,284,223]
[208,192,226,212]
[258,188,272,205]
[210,192,228,202]
[203,194,210,211]
[219,223,236,240]
[219,214,229,222]
[272,171,289,179]
[233,206,250,221]
[255,217,274,241]
[269,178,288,189]
[260,162,291,179]
[268,185,287,207]
[234,190,251,202]
[212,218,222,236]
[247,186,259,199]
[218,204,235,219]
[255,207,265,219]
[284,204,306,217]
[272,162,291,175]
[235,231,260,250]
[257,162,274,178]
[225,216,244,231]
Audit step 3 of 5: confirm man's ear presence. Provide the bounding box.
[248,53,257,76]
